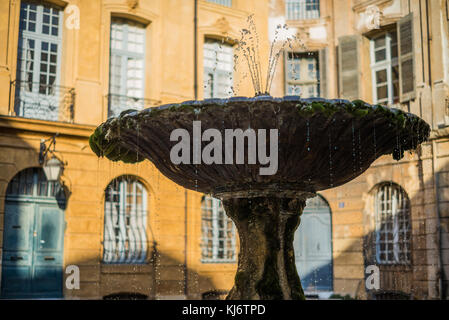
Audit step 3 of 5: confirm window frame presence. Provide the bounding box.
[201,196,236,263]
[284,51,320,97]
[103,176,148,264]
[285,0,320,21]
[370,30,399,106]
[108,18,147,118]
[203,39,234,99]
[374,183,411,265]
[15,2,64,120]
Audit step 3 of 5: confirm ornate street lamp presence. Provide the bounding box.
[39,133,64,182]
[43,156,63,182]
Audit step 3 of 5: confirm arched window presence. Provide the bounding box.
[103,176,148,264]
[6,167,64,199]
[201,196,236,263]
[374,183,411,264]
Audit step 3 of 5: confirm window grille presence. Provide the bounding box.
[201,196,236,263]
[286,0,320,20]
[6,168,62,198]
[108,19,146,118]
[285,51,319,97]
[203,40,233,99]
[15,2,64,121]
[103,176,148,264]
[370,31,399,105]
[374,184,411,265]
[206,0,232,7]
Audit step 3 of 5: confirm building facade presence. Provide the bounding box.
[0,0,269,299]
[0,0,448,301]
[270,0,449,299]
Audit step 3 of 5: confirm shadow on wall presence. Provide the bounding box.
[317,146,449,300]
[0,128,220,300]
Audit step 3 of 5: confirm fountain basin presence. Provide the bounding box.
[90,96,430,198]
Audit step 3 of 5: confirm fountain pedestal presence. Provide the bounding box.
[223,195,312,300]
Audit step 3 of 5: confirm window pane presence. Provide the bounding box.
[376,69,387,84]
[375,49,386,62]
[103,176,148,263]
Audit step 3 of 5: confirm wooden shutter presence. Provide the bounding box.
[398,13,416,102]
[319,47,328,98]
[338,35,360,100]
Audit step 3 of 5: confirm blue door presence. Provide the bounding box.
[294,195,333,292]
[1,168,65,298]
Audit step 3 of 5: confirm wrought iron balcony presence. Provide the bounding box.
[107,94,160,118]
[286,0,320,20]
[11,80,75,122]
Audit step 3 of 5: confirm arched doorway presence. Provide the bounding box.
[294,195,333,294]
[1,168,66,298]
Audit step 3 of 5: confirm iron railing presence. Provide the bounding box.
[107,94,160,118]
[286,0,320,20]
[11,80,75,122]
[206,0,232,7]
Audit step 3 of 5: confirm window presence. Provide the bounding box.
[286,0,320,20]
[103,176,148,264]
[6,167,63,199]
[374,183,411,265]
[108,18,146,118]
[201,196,236,262]
[203,40,233,99]
[14,2,63,121]
[285,52,319,98]
[370,31,399,105]
[206,0,232,7]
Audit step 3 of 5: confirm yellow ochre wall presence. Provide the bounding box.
[0,0,270,299]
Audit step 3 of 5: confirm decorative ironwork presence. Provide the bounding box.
[11,80,75,122]
[107,93,160,118]
[375,183,411,265]
[103,176,148,264]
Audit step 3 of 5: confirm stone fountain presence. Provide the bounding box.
[89,96,430,300]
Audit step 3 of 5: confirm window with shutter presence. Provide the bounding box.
[203,40,233,99]
[284,51,320,98]
[370,31,399,105]
[397,13,415,102]
[338,36,360,100]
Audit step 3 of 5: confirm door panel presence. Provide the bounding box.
[294,198,333,292]
[1,202,34,296]
[1,201,64,298]
[32,204,63,296]
[3,203,33,251]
